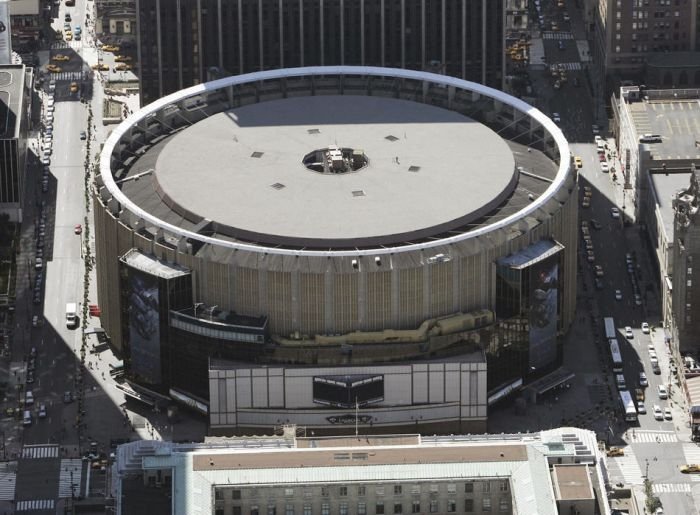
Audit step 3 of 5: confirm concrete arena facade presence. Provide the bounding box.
[94,68,577,430]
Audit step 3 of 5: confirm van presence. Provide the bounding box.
[639,134,662,143]
[23,410,32,426]
[616,374,627,390]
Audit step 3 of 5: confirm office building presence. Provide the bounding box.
[135,0,505,105]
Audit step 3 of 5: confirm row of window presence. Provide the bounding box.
[219,498,509,515]
[220,482,508,501]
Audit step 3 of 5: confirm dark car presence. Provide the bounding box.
[79,131,86,140]
[595,278,604,290]
[63,391,73,403]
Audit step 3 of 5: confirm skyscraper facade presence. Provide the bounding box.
[135,0,505,105]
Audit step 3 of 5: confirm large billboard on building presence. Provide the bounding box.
[0,0,11,65]
[127,269,162,384]
[527,253,559,369]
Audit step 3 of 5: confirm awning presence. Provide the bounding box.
[497,239,564,270]
[525,367,575,395]
[687,376,700,409]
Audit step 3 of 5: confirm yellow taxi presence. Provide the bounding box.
[69,82,79,93]
[606,447,624,458]
[65,31,73,41]
[680,464,700,474]
[114,55,132,63]
[574,156,583,169]
[45,64,62,73]
[91,63,109,71]
[114,63,132,71]
[101,45,120,53]
[52,54,71,62]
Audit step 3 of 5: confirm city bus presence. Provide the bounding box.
[619,390,637,422]
[604,317,616,340]
[609,339,624,373]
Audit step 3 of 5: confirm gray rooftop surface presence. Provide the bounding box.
[153,95,515,247]
[120,97,558,251]
[630,99,700,159]
[649,171,690,242]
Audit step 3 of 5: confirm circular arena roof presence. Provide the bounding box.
[154,95,516,247]
[101,67,570,257]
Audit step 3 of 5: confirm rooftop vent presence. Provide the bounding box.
[271,183,285,190]
[251,151,264,158]
[408,165,421,173]
[307,128,321,134]
[352,190,366,197]
[385,135,399,142]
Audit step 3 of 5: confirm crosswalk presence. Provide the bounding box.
[652,483,692,493]
[16,499,55,511]
[632,430,678,443]
[50,41,83,50]
[542,32,574,40]
[609,447,644,485]
[21,444,59,459]
[556,62,582,71]
[683,443,700,463]
[0,463,16,501]
[46,70,89,82]
[58,459,83,498]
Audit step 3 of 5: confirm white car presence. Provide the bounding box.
[664,407,672,420]
[658,384,668,399]
[639,371,648,387]
[642,322,650,334]
[610,207,620,218]
[592,124,600,135]
[653,405,663,420]
[615,289,622,301]
[38,403,47,418]
[601,162,610,172]
[637,401,646,414]
[625,326,633,339]
[552,112,561,123]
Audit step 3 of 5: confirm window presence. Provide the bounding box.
[447,500,456,513]
[340,486,348,497]
[285,489,294,497]
[285,505,294,515]
[376,502,385,515]
[410,485,420,495]
[268,504,277,515]
[447,484,456,494]
[499,499,509,512]
[429,500,438,513]
[464,499,474,513]
[411,501,420,513]
[465,483,474,494]
[303,490,312,499]
[303,506,311,515]
[483,482,491,493]
[376,487,385,496]
[358,486,366,497]
[500,481,509,492]
[429,484,439,494]
[322,503,330,515]
[394,485,402,495]
[216,510,224,515]
[393,503,402,514]
[233,490,242,500]
[482,498,492,512]
[358,503,367,515]
[340,503,348,515]
[234,508,242,515]
[215,490,224,501]
[252,506,260,515]
[321,487,330,497]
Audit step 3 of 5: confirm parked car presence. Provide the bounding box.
[642,322,650,334]
[637,401,646,414]
[658,384,668,399]
[639,371,648,387]
[664,406,672,420]
[653,405,663,420]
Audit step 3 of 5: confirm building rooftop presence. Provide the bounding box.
[649,171,691,242]
[551,464,594,501]
[0,65,26,139]
[625,92,700,160]
[116,427,608,515]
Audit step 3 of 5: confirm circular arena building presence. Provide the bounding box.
[95,67,577,435]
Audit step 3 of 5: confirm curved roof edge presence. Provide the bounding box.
[99,66,571,258]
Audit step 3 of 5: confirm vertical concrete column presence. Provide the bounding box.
[324,264,334,334]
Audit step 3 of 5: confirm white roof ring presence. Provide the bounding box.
[99,66,571,258]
